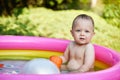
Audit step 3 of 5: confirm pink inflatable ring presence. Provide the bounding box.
[0,35,120,80]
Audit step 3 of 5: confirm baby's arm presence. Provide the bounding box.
[60,44,70,70]
[79,43,95,72]
[60,44,70,63]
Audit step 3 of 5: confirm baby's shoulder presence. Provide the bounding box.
[86,43,94,47]
[69,41,75,46]
[67,41,75,48]
[86,43,94,51]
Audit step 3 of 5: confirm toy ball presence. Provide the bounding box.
[21,58,60,74]
[49,56,62,69]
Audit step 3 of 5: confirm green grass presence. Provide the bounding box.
[0,7,120,52]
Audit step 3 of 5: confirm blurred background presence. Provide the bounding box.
[0,0,120,52]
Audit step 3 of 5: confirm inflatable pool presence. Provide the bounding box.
[0,35,120,80]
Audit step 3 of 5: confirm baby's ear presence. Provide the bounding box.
[70,30,73,36]
[93,32,95,36]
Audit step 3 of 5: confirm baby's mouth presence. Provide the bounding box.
[79,38,85,40]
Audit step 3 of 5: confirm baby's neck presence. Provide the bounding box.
[74,41,89,46]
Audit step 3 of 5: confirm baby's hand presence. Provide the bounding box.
[79,69,85,73]
[79,66,89,73]
[71,70,79,73]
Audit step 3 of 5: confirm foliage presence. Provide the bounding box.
[0,8,120,52]
[0,0,91,16]
[43,0,91,10]
[0,9,37,36]
[102,0,120,28]
[0,0,28,16]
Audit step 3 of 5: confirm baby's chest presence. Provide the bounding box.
[70,48,85,59]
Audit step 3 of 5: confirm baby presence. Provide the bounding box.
[60,14,95,73]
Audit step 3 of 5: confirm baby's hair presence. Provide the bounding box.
[72,14,94,30]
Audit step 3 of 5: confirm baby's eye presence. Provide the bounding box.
[75,30,81,32]
[85,30,90,33]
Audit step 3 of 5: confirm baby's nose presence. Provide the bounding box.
[80,31,85,35]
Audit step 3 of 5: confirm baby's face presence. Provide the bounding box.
[71,19,95,45]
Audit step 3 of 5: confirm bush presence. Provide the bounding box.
[0,8,120,52]
[102,0,120,28]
